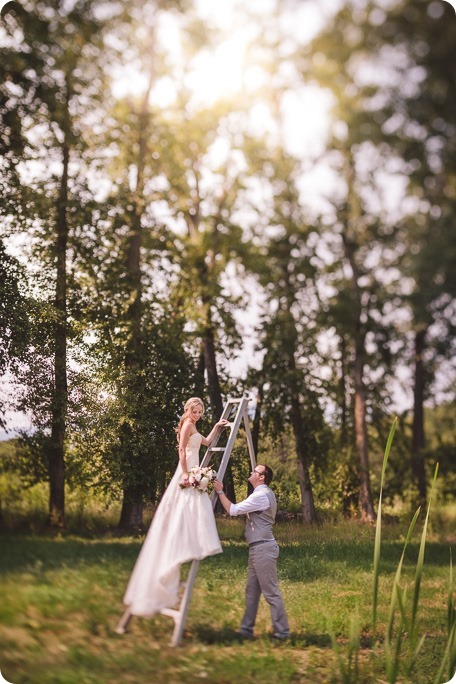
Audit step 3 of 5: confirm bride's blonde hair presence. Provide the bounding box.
[176,397,205,442]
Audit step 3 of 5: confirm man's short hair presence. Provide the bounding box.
[262,465,273,486]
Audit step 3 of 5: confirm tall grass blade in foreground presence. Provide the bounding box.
[433,550,456,684]
[328,620,348,683]
[385,586,407,684]
[373,417,398,630]
[393,462,439,681]
[447,550,455,646]
[372,423,441,683]
[327,607,361,684]
[386,508,421,643]
[348,605,361,683]
[448,551,456,681]
[384,511,420,683]
[410,463,439,642]
[434,623,456,684]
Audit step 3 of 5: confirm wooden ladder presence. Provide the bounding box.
[115,395,257,646]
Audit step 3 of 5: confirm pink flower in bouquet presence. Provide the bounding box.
[181,466,217,493]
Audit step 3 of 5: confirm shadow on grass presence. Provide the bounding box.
[0,534,143,575]
[193,624,333,648]
[0,533,452,582]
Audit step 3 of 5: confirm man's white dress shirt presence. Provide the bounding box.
[229,484,270,517]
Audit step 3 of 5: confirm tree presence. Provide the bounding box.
[306,0,456,508]
[68,0,207,528]
[1,0,114,526]
[80,305,197,524]
[373,0,456,503]
[152,101,267,501]
[301,2,414,520]
[247,149,323,523]
[338,170,377,523]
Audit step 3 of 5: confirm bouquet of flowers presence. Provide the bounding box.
[180,465,218,493]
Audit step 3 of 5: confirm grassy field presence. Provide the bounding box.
[0,511,455,684]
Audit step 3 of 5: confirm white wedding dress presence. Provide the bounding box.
[123,432,222,616]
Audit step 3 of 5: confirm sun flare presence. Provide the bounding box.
[186,33,248,106]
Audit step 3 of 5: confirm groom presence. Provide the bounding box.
[213,465,290,640]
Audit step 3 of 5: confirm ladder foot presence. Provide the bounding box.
[115,608,132,635]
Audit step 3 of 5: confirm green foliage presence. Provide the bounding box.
[0,242,30,372]
[76,309,198,503]
[424,403,456,500]
[0,242,32,429]
[0,440,23,523]
[384,508,420,682]
[254,430,303,513]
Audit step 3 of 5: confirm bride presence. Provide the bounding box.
[122,397,227,617]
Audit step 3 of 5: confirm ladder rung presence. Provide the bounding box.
[161,608,180,620]
[208,447,225,452]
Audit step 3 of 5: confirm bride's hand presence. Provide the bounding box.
[217,419,229,429]
[181,477,190,488]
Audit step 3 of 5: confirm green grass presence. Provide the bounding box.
[0,514,454,684]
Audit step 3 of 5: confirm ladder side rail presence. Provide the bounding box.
[209,398,247,508]
[209,397,251,509]
[200,437,225,469]
[219,398,240,422]
[199,399,238,468]
[212,396,249,484]
[170,559,201,647]
[115,607,132,634]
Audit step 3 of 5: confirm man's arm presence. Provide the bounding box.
[213,478,269,516]
[213,484,232,514]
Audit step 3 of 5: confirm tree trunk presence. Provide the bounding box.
[117,79,152,530]
[48,142,69,528]
[411,326,427,504]
[290,395,317,524]
[340,335,348,445]
[118,485,145,531]
[339,335,358,517]
[281,274,317,523]
[353,335,375,522]
[195,345,206,396]
[252,381,263,456]
[118,204,144,529]
[342,229,375,523]
[202,327,224,418]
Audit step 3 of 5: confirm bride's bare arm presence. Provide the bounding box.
[200,419,228,446]
[178,421,192,476]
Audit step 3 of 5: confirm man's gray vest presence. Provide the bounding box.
[244,486,277,545]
